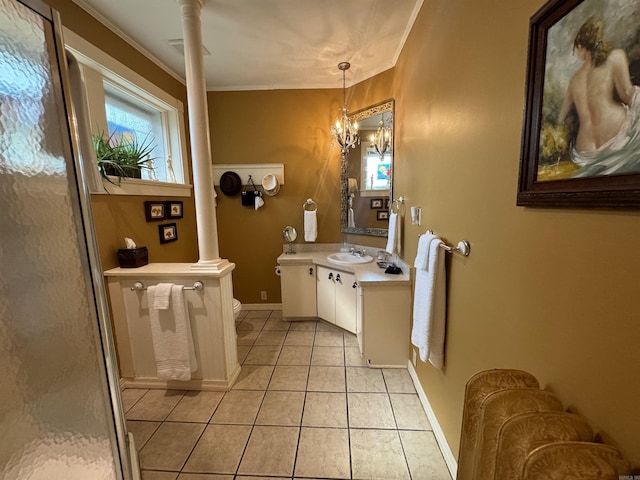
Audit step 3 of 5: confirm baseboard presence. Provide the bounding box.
[121,377,232,391]
[241,302,282,311]
[407,361,458,478]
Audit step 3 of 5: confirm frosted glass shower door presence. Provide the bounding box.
[0,0,131,479]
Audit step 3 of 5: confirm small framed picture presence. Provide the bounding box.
[377,211,389,221]
[159,223,178,244]
[384,198,390,210]
[370,198,383,209]
[166,201,183,219]
[144,201,165,221]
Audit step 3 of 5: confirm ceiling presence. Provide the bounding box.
[73,0,423,91]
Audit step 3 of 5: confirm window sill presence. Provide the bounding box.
[93,177,193,197]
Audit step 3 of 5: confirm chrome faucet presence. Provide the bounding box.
[350,247,367,257]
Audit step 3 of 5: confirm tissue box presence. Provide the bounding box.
[117,247,148,268]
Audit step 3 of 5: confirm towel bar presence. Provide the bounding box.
[130,281,204,291]
[419,231,471,257]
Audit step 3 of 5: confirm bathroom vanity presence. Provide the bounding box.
[277,246,411,367]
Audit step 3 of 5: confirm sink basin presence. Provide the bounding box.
[327,252,374,265]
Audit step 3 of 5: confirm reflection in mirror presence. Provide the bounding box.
[341,99,394,237]
[282,226,297,254]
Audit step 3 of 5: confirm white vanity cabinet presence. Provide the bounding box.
[357,283,411,367]
[279,264,317,318]
[316,266,357,333]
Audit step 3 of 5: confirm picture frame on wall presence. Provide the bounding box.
[159,223,178,244]
[166,201,184,219]
[517,0,640,208]
[370,198,383,209]
[144,201,165,221]
[377,210,389,221]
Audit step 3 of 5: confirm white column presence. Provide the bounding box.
[177,0,227,270]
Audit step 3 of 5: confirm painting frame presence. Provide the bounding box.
[166,201,184,219]
[144,201,166,221]
[370,198,383,209]
[377,210,389,221]
[517,0,640,208]
[159,223,178,244]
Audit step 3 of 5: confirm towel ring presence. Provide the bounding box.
[303,198,317,211]
[390,196,405,214]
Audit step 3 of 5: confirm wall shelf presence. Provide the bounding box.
[212,163,285,186]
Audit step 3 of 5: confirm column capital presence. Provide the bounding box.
[176,0,203,13]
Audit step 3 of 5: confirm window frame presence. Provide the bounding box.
[63,28,192,197]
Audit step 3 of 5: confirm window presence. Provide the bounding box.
[362,147,391,193]
[64,28,191,196]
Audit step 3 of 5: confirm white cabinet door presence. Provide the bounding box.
[334,271,357,333]
[316,266,335,323]
[280,264,317,318]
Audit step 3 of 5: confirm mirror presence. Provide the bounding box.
[341,99,394,237]
[282,225,297,254]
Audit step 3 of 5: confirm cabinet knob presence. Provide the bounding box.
[336,274,341,282]
[309,267,314,275]
[328,272,333,280]
[352,282,358,288]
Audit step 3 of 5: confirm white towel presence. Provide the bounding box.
[147,284,198,381]
[411,235,447,369]
[348,207,355,227]
[304,210,317,242]
[348,177,358,195]
[385,212,401,254]
[153,283,173,310]
[414,232,435,270]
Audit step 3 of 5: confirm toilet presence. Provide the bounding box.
[233,298,242,320]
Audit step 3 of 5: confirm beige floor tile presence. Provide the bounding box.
[348,392,396,428]
[350,429,410,479]
[288,320,317,331]
[121,388,148,412]
[141,471,177,480]
[236,317,267,331]
[316,321,341,332]
[284,330,315,346]
[254,330,287,345]
[267,310,283,319]
[139,422,205,471]
[182,424,251,474]
[268,365,309,391]
[400,430,452,479]
[302,392,348,428]
[307,366,346,392]
[390,393,431,430]
[343,333,359,347]
[210,390,264,424]
[277,346,312,365]
[126,389,185,421]
[236,310,249,321]
[262,318,291,330]
[237,426,299,477]
[243,345,282,365]
[383,368,416,393]
[177,474,233,479]
[294,427,350,479]
[244,310,272,319]
[255,391,305,426]
[237,329,260,346]
[314,331,344,347]
[237,345,251,363]
[127,420,160,450]
[346,366,387,392]
[311,346,345,366]
[232,365,274,390]
[166,391,224,423]
[345,347,368,367]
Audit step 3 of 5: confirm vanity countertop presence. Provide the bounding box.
[277,250,411,286]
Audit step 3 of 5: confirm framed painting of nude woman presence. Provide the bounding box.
[518,0,640,207]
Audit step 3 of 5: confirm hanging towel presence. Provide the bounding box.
[348,177,358,196]
[348,207,355,227]
[147,284,198,381]
[411,234,447,369]
[153,282,173,310]
[304,210,317,242]
[385,212,401,254]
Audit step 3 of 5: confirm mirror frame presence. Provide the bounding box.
[340,99,394,237]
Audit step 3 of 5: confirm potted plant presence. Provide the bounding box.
[93,131,156,185]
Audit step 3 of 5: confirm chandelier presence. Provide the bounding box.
[331,62,359,156]
[370,113,392,158]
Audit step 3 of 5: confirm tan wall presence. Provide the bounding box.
[49,0,198,270]
[209,90,344,303]
[394,0,640,466]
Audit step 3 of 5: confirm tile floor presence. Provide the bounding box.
[123,309,452,480]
